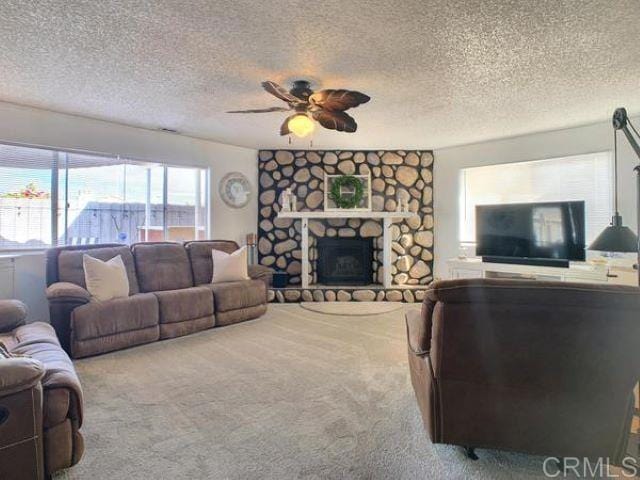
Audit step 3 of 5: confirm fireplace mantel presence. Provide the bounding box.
[277,210,418,289]
[278,211,416,220]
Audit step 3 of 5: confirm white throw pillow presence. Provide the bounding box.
[83,254,130,302]
[211,246,249,283]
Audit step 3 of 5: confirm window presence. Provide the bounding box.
[460,152,613,244]
[166,167,208,242]
[0,143,209,250]
[0,145,54,249]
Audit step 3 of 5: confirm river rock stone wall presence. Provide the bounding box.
[257,150,434,288]
[266,287,426,303]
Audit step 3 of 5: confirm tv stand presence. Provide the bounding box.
[447,257,610,284]
[481,256,569,268]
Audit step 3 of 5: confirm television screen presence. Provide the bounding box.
[476,201,586,262]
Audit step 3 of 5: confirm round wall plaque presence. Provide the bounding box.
[219,172,252,208]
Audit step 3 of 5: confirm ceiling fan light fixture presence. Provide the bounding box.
[227,80,370,137]
[287,113,315,138]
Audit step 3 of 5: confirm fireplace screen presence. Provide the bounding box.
[317,237,373,285]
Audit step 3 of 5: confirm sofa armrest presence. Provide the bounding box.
[0,357,44,397]
[46,282,91,303]
[405,299,436,356]
[247,264,272,278]
[248,265,273,288]
[46,283,90,356]
[0,300,28,333]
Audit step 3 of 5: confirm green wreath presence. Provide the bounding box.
[329,175,364,209]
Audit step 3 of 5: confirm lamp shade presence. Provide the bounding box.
[588,214,638,253]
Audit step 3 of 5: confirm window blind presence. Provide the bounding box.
[460,152,613,244]
[0,144,55,248]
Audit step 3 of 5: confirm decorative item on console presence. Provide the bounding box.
[279,188,291,212]
[324,174,371,211]
[279,188,298,212]
[396,196,409,213]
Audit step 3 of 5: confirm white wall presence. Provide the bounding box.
[433,117,640,278]
[0,101,258,321]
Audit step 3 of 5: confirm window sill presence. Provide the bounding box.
[0,249,47,259]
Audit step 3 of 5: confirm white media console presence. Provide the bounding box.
[447,257,637,286]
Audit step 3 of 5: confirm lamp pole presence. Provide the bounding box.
[636,164,640,286]
[612,108,640,286]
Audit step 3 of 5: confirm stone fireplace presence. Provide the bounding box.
[316,237,373,286]
[257,149,435,303]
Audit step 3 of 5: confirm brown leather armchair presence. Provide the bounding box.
[0,300,83,479]
[406,278,640,464]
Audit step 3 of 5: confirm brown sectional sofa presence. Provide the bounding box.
[406,278,640,464]
[0,300,83,479]
[46,240,269,359]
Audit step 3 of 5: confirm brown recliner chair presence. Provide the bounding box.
[406,278,640,464]
[0,300,83,479]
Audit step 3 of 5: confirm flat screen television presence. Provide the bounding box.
[475,201,586,267]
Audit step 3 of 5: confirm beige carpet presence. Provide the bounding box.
[56,304,583,480]
[300,301,404,316]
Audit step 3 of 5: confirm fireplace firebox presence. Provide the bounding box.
[317,237,373,285]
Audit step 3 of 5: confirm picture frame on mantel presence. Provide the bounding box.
[324,173,372,212]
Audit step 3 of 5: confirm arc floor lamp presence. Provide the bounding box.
[588,107,640,286]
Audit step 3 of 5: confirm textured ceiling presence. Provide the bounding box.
[1,0,639,150]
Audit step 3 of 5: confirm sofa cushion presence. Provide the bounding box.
[57,246,139,295]
[207,279,267,312]
[154,287,214,324]
[185,240,240,286]
[8,322,60,349]
[71,293,159,341]
[132,243,194,292]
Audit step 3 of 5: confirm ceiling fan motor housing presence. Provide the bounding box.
[290,80,313,101]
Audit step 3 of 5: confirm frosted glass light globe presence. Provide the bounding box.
[288,114,315,137]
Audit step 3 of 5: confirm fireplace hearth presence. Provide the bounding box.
[317,237,373,286]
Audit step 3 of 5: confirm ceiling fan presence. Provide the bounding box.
[227,80,370,138]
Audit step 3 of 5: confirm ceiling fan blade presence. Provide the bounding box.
[309,89,370,112]
[280,114,297,136]
[312,110,358,133]
[226,106,291,113]
[262,81,301,104]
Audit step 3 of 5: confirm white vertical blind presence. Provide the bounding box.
[460,152,613,243]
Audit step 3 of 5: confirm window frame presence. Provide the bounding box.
[0,140,211,252]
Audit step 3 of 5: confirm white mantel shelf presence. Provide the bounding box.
[277,210,417,289]
[277,211,416,219]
